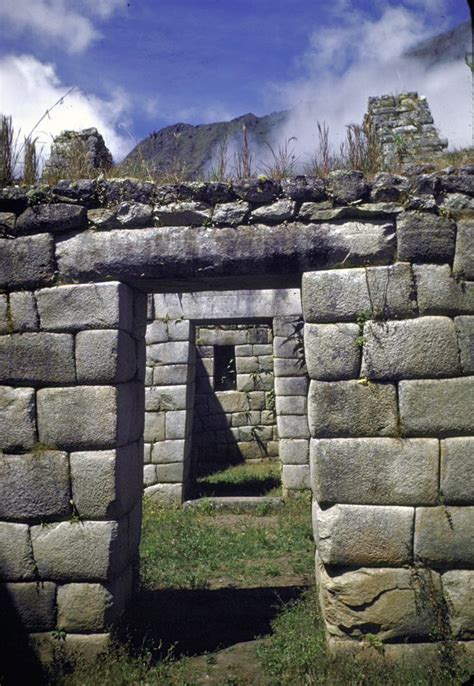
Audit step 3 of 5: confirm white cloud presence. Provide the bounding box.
[0,0,125,53]
[0,54,132,162]
[269,2,471,165]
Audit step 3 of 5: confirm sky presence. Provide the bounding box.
[0,0,471,165]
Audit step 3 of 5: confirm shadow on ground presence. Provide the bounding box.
[117,585,307,659]
[193,474,281,498]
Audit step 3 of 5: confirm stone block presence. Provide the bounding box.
[76,330,137,383]
[147,341,193,365]
[279,438,309,465]
[235,356,259,374]
[302,269,371,323]
[397,211,456,263]
[31,520,128,581]
[440,437,474,504]
[57,569,132,632]
[4,582,56,631]
[327,170,369,204]
[165,410,188,439]
[0,294,8,335]
[314,503,413,565]
[261,409,275,425]
[414,264,474,315]
[237,441,266,459]
[361,317,460,379]
[9,291,39,332]
[251,199,295,223]
[154,201,211,226]
[274,358,307,377]
[274,376,308,396]
[453,220,474,279]
[304,323,360,380]
[0,234,55,289]
[311,438,439,506]
[282,465,310,490]
[145,366,153,386]
[70,443,142,519]
[399,377,474,436]
[143,463,156,486]
[145,385,189,411]
[0,211,16,233]
[0,451,70,521]
[145,483,183,504]
[15,203,87,235]
[144,411,165,442]
[247,391,265,410]
[38,384,143,450]
[234,344,252,356]
[442,571,474,639]
[231,410,260,427]
[151,439,187,463]
[215,390,249,413]
[0,386,36,451]
[273,336,300,359]
[36,282,134,332]
[455,316,474,374]
[258,355,273,372]
[0,522,35,580]
[89,202,153,230]
[308,380,398,438]
[143,442,151,463]
[415,506,474,567]
[212,201,250,226]
[197,328,248,345]
[272,316,303,337]
[30,632,111,664]
[153,364,190,386]
[146,319,168,344]
[277,415,310,439]
[155,462,184,483]
[365,263,418,319]
[237,373,273,391]
[167,319,192,341]
[318,563,441,641]
[252,343,273,354]
[0,332,75,385]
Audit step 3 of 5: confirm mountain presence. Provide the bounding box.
[122,21,471,179]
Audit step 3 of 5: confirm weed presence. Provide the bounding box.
[261,137,298,179]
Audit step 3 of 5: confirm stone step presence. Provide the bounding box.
[183,496,284,513]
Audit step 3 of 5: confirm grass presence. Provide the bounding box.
[195,461,281,497]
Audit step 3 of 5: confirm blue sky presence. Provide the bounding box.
[0,1,470,161]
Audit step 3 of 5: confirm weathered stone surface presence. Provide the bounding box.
[147,341,193,365]
[145,319,168,344]
[57,569,132,632]
[214,390,248,413]
[30,631,111,664]
[165,410,188,439]
[327,170,369,204]
[0,332,75,384]
[275,395,306,415]
[0,294,8,334]
[302,269,370,323]
[143,463,157,486]
[153,364,190,386]
[15,204,87,236]
[70,444,141,518]
[144,411,165,442]
[37,384,143,449]
[415,507,474,567]
[36,282,134,332]
[442,571,474,639]
[311,438,439,505]
[151,439,187,464]
[299,202,403,222]
[414,264,474,315]
[282,465,310,490]
[318,563,441,641]
[145,483,183,504]
[272,335,300,359]
[212,201,249,226]
[282,176,326,202]
[399,377,474,436]
[453,220,474,279]
[455,316,474,374]
[0,522,35,580]
[55,221,394,284]
[314,503,413,565]
[0,234,55,289]
[304,323,360,380]
[232,178,281,204]
[251,199,295,223]
[274,376,308,396]
[88,202,153,229]
[361,317,460,379]
[156,462,184,482]
[76,330,137,383]
[31,520,128,580]
[279,438,309,465]
[8,291,38,332]
[0,451,70,520]
[146,385,189,411]
[308,380,398,437]
[235,356,259,373]
[154,201,211,226]
[273,357,306,377]
[397,212,456,263]
[440,437,474,504]
[365,263,418,319]
[166,319,192,341]
[0,211,16,234]
[272,316,303,338]
[4,582,56,631]
[277,415,309,439]
[371,172,410,203]
[0,386,36,451]
[197,327,248,345]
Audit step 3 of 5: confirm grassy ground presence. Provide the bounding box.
[194,461,282,497]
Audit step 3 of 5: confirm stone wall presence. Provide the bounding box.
[0,169,472,665]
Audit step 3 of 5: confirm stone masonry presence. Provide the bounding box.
[0,168,472,666]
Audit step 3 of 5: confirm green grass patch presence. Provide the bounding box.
[140,491,313,589]
[195,461,281,497]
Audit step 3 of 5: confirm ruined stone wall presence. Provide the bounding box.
[0,169,472,665]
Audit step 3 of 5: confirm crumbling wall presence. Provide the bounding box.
[0,170,472,665]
